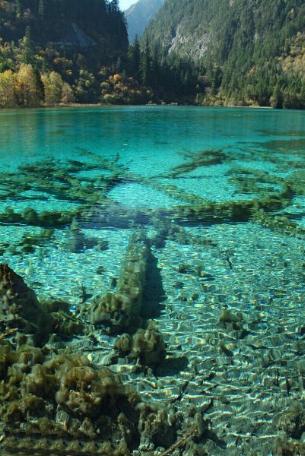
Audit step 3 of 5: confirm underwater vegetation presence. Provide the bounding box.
[89,232,150,333]
[0,265,211,456]
[115,320,166,369]
[1,138,305,455]
[0,264,83,345]
[0,264,52,344]
[0,147,300,234]
[163,149,229,179]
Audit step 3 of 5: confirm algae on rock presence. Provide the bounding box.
[0,341,204,456]
[115,320,166,368]
[0,264,52,344]
[90,232,150,333]
[0,342,142,455]
[0,265,83,343]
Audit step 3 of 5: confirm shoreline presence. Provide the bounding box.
[0,102,286,111]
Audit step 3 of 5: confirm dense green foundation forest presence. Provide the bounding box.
[0,0,196,107]
[1,0,305,108]
[145,0,305,108]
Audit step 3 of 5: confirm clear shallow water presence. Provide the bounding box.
[1,106,305,455]
[0,105,304,167]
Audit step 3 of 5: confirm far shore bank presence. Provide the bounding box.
[0,102,300,111]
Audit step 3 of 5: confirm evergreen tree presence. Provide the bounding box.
[141,38,152,86]
[16,0,22,19]
[38,0,45,18]
[128,36,141,80]
[108,0,119,14]
[270,83,283,109]
[18,27,34,65]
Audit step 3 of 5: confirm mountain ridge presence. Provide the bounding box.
[125,0,164,42]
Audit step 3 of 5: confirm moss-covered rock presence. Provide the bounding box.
[165,149,229,179]
[90,232,149,333]
[0,342,141,454]
[0,342,200,456]
[67,220,108,253]
[115,320,166,368]
[0,264,53,343]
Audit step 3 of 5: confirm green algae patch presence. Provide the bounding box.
[287,170,305,196]
[2,229,54,256]
[260,138,305,154]
[0,153,299,237]
[274,402,305,455]
[252,209,305,239]
[227,167,285,196]
[164,149,229,178]
[0,207,80,228]
[167,185,293,224]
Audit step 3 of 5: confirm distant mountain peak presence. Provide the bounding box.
[125,0,164,42]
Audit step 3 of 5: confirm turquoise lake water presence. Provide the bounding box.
[1,106,305,454]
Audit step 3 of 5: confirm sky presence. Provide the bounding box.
[119,0,136,10]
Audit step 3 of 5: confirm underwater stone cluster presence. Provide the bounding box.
[0,264,83,344]
[0,264,52,344]
[0,264,209,455]
[0,341,174,455]
[115,320,166,368]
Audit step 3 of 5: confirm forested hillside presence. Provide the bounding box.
[0,0,129,106]
[0,0,198,107]
[145,0,305,108]
[2,0,305,108]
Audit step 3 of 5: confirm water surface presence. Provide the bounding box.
[1,106,305,455]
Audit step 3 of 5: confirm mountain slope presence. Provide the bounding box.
[143,0,222,61]
[0,0,128,56]
[0,0,128,103]
[125,0,164,42]
[145,0,305,107]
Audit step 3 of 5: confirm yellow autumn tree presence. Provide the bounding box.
[61,82,74,104]
[14,64,42,107]
[42,71,63,105]
[42,71,74,105]
[0,70,16,107]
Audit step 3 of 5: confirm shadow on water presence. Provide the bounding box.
[142,249,166,319]
[206,431,227,450]
[156,356,189,377]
